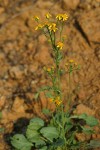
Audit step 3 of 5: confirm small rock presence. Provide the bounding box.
[78,89,86,100]
[77,8,100,43]
[38,35,47,44]
[62,0,80,10]
[0,13,6,24]
[34,45,52,64]
[76,132,91,141]
[12,97,25,113]
[0,7,5,14]
[74,104,95,116]
[9,65,26,79]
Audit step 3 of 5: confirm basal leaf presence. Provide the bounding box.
[52,138,65,147]
[42,108,51,115]
[45,92,53,98]
[11,134,33,150]
[40,127,59,142]
[82,126,94,134]
[86,116,99,127]
[39,146,47,150]
[29,117,44,130]
[26,128,40,142]
[88,140,100,148]
[35,139,46,147]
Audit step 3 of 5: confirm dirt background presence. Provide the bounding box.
[0,0,100,149]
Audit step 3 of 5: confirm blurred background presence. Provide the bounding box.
[0,0,100,149]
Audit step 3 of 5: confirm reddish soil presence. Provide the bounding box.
[0,0,100,149]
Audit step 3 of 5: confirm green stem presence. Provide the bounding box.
[60,22,63,41]
[68,72,71,110]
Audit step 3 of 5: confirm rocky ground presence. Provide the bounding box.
[0,0,100,149]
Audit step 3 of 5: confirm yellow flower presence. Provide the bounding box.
[56,13,68,21]
[34,16,39,21]
[46,13,52,19]
[55,97,62,106]
[49,98,54,103]
[57,42,64,50]
[48,23,58,32]
[56,14,62,21]
[62,14,68,21]
[47,68,51,72]
[69,59,74,63]
[35,24,44,30]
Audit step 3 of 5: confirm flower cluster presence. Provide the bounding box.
[34,13,68,32]
[45,13,52,19]
[49,96,62,106]
[48,23,58,32]
[43,66,55,74]
[56,14,69,21]
[57,42,64,50]
[65,59,77,66]
[65,59,80,73]
[35,24,44,30]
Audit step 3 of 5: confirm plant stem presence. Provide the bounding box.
[68,71,72,110]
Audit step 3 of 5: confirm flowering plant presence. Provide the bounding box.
[11,13,100,150]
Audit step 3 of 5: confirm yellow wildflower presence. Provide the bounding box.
[55,97,62,106]
[56,13,68,21]
[48,23,58,32]
[46,13,52,19]
[35,24,44,30]
[62,14,68,21]
[69,59,74,63]
[57,42,64,50]
[49,98,54,103]
[47,68,51,72]
[56,14,62,21]
[34,16,39,21]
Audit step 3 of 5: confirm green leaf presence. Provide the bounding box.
[71,113,99,127]
[11,134,33,150]
[86,116,99,127]
[88,140,100,148]
[52,138,65,147]
[26,128,40,142]
[82,126,94,134]
[40,86,51,91]
[26,118,45,144]
[39,146,47,150]
[57,52,63,61]
[65,123,73,132]
[34,92,39,100]
[29,117,44,130]
[45,92,53,98]
[35,139,46,147]
[42,108,51,115]
[40,127,59,142]
[79,113,87,120]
